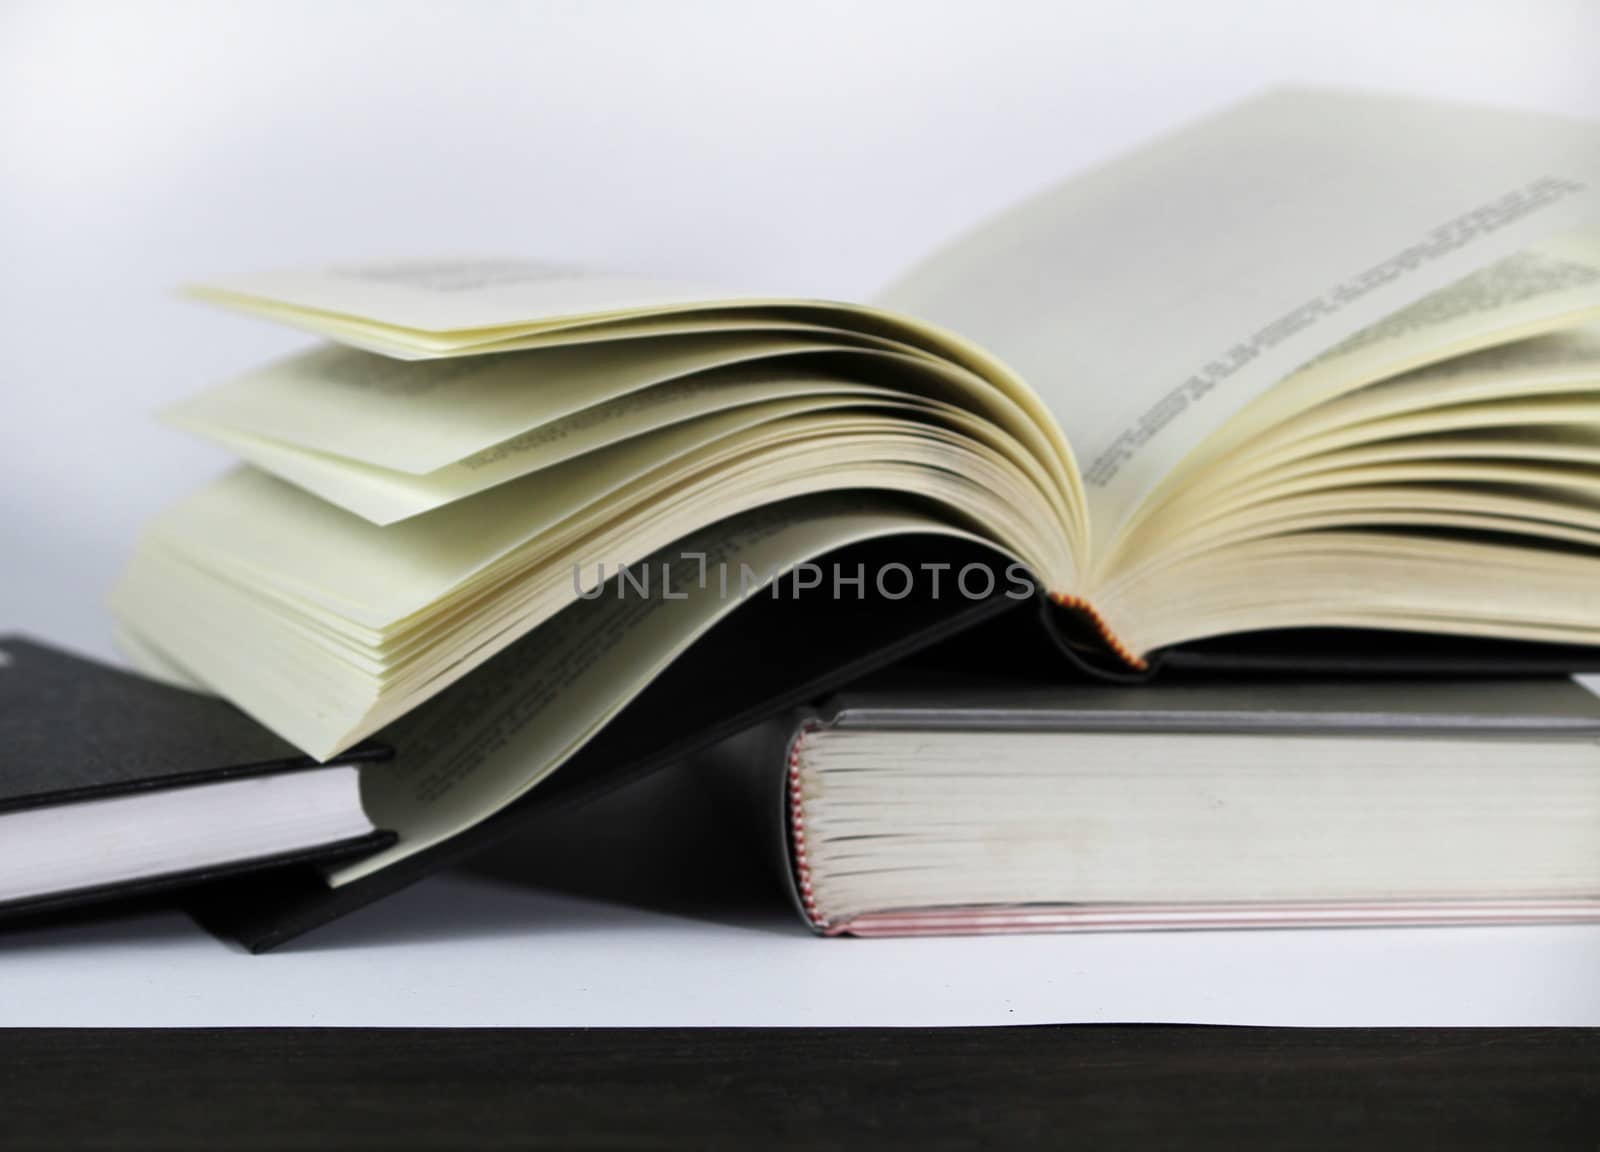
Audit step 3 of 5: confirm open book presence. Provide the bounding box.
[113,89,1600,920]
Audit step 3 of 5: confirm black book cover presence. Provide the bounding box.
[0,635,395,919]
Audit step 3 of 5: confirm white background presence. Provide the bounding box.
[2,0,1599,1025]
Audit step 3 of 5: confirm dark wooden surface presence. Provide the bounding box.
[1,1027,1596,1150]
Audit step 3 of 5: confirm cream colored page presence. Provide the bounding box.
[1160,230,1600,470]
[1210,325,1600,481]
[195,296,857,360]
[1111,325,1594,513]
[115,426,1049,756]
[144,399,1011,632]
[164,333,838,474]
[1096,258,1600,570]
[183,381,891,525]
[144,404,815,629]
[331,497,986,884]
[1292,231,1600,382]
[877,88,1600,554]
[1103,532,1600,657]
[112,546,384,750]
[191,259,762,334]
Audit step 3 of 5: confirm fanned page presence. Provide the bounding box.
[879,89,1600,658]
[130,258,1085,759]
[120,350,1065,757]
[880,88,1600,552]
[117,88,1600,775]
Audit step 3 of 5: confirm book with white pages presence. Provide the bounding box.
[771,672,1600,937]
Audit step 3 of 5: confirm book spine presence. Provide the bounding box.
[1039,593,1156,682]
[782,712,830,934]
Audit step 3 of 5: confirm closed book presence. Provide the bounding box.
[0,636,393,918]
[775,673,1600,935]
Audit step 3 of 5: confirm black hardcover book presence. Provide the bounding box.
[0,636,394,919]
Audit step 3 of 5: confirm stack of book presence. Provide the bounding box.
[9,89,1600,949]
